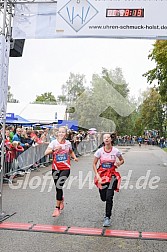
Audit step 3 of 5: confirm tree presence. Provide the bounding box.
[135,88,165,136]
[61,72,86,103]
[57,95,67,104]
[69,68,137,133]
[7,85,19,103]
[33,92,57,104]
[89,68,135,133]
[143,40,167,102]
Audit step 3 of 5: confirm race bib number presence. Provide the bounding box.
[101,162,113,169]
[56,153,68,162]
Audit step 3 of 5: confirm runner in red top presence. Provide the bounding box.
[93,133,124,227]
[45,126,78,217]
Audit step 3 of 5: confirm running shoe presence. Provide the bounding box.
[103,217,111,227]
[52,207,61,217]
[60,197,64,210]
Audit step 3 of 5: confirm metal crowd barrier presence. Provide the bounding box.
[77,139,98,155]
[3,143,49,183]
[117,140,135,146]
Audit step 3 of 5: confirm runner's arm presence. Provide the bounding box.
[69,149,78,162]
[45,147,53,156]
[93,157,102,183]
[114,155,124,167]
[45,145,62,156]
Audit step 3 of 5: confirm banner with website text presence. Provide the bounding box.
[13,0,167,39]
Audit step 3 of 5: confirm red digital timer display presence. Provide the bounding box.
[106,9,144,17]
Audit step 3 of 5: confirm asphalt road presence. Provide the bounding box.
[0,145,167,252]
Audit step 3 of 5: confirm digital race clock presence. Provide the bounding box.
[106,9,144,17]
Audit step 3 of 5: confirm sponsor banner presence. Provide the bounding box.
[12,2,57,39]
[56,0,167,39]
[12,0,167,39]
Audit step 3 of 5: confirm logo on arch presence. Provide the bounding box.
[57,0,98,32]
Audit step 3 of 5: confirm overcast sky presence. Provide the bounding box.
[8,38,156,103]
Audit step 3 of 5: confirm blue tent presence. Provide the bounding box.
[58,120,78,131]
[4,113,32,125]
[39,125,54,129]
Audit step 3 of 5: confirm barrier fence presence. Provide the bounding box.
[77,139,98,155]
[2,143,50,183]
[117,139,135,146]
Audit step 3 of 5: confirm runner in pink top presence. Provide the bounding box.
[93,133,124,227]
[45,126,78,217]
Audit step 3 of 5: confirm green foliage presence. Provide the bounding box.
[101,67,129,98]
[61,72,86,103]
[57,95,66,104]
[134,88,165,136]
[143,40,167,102]
[68,68,137,133]
[34,92,57,104]
[66,107,75,113]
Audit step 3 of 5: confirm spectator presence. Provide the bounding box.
[12,128,29,149]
